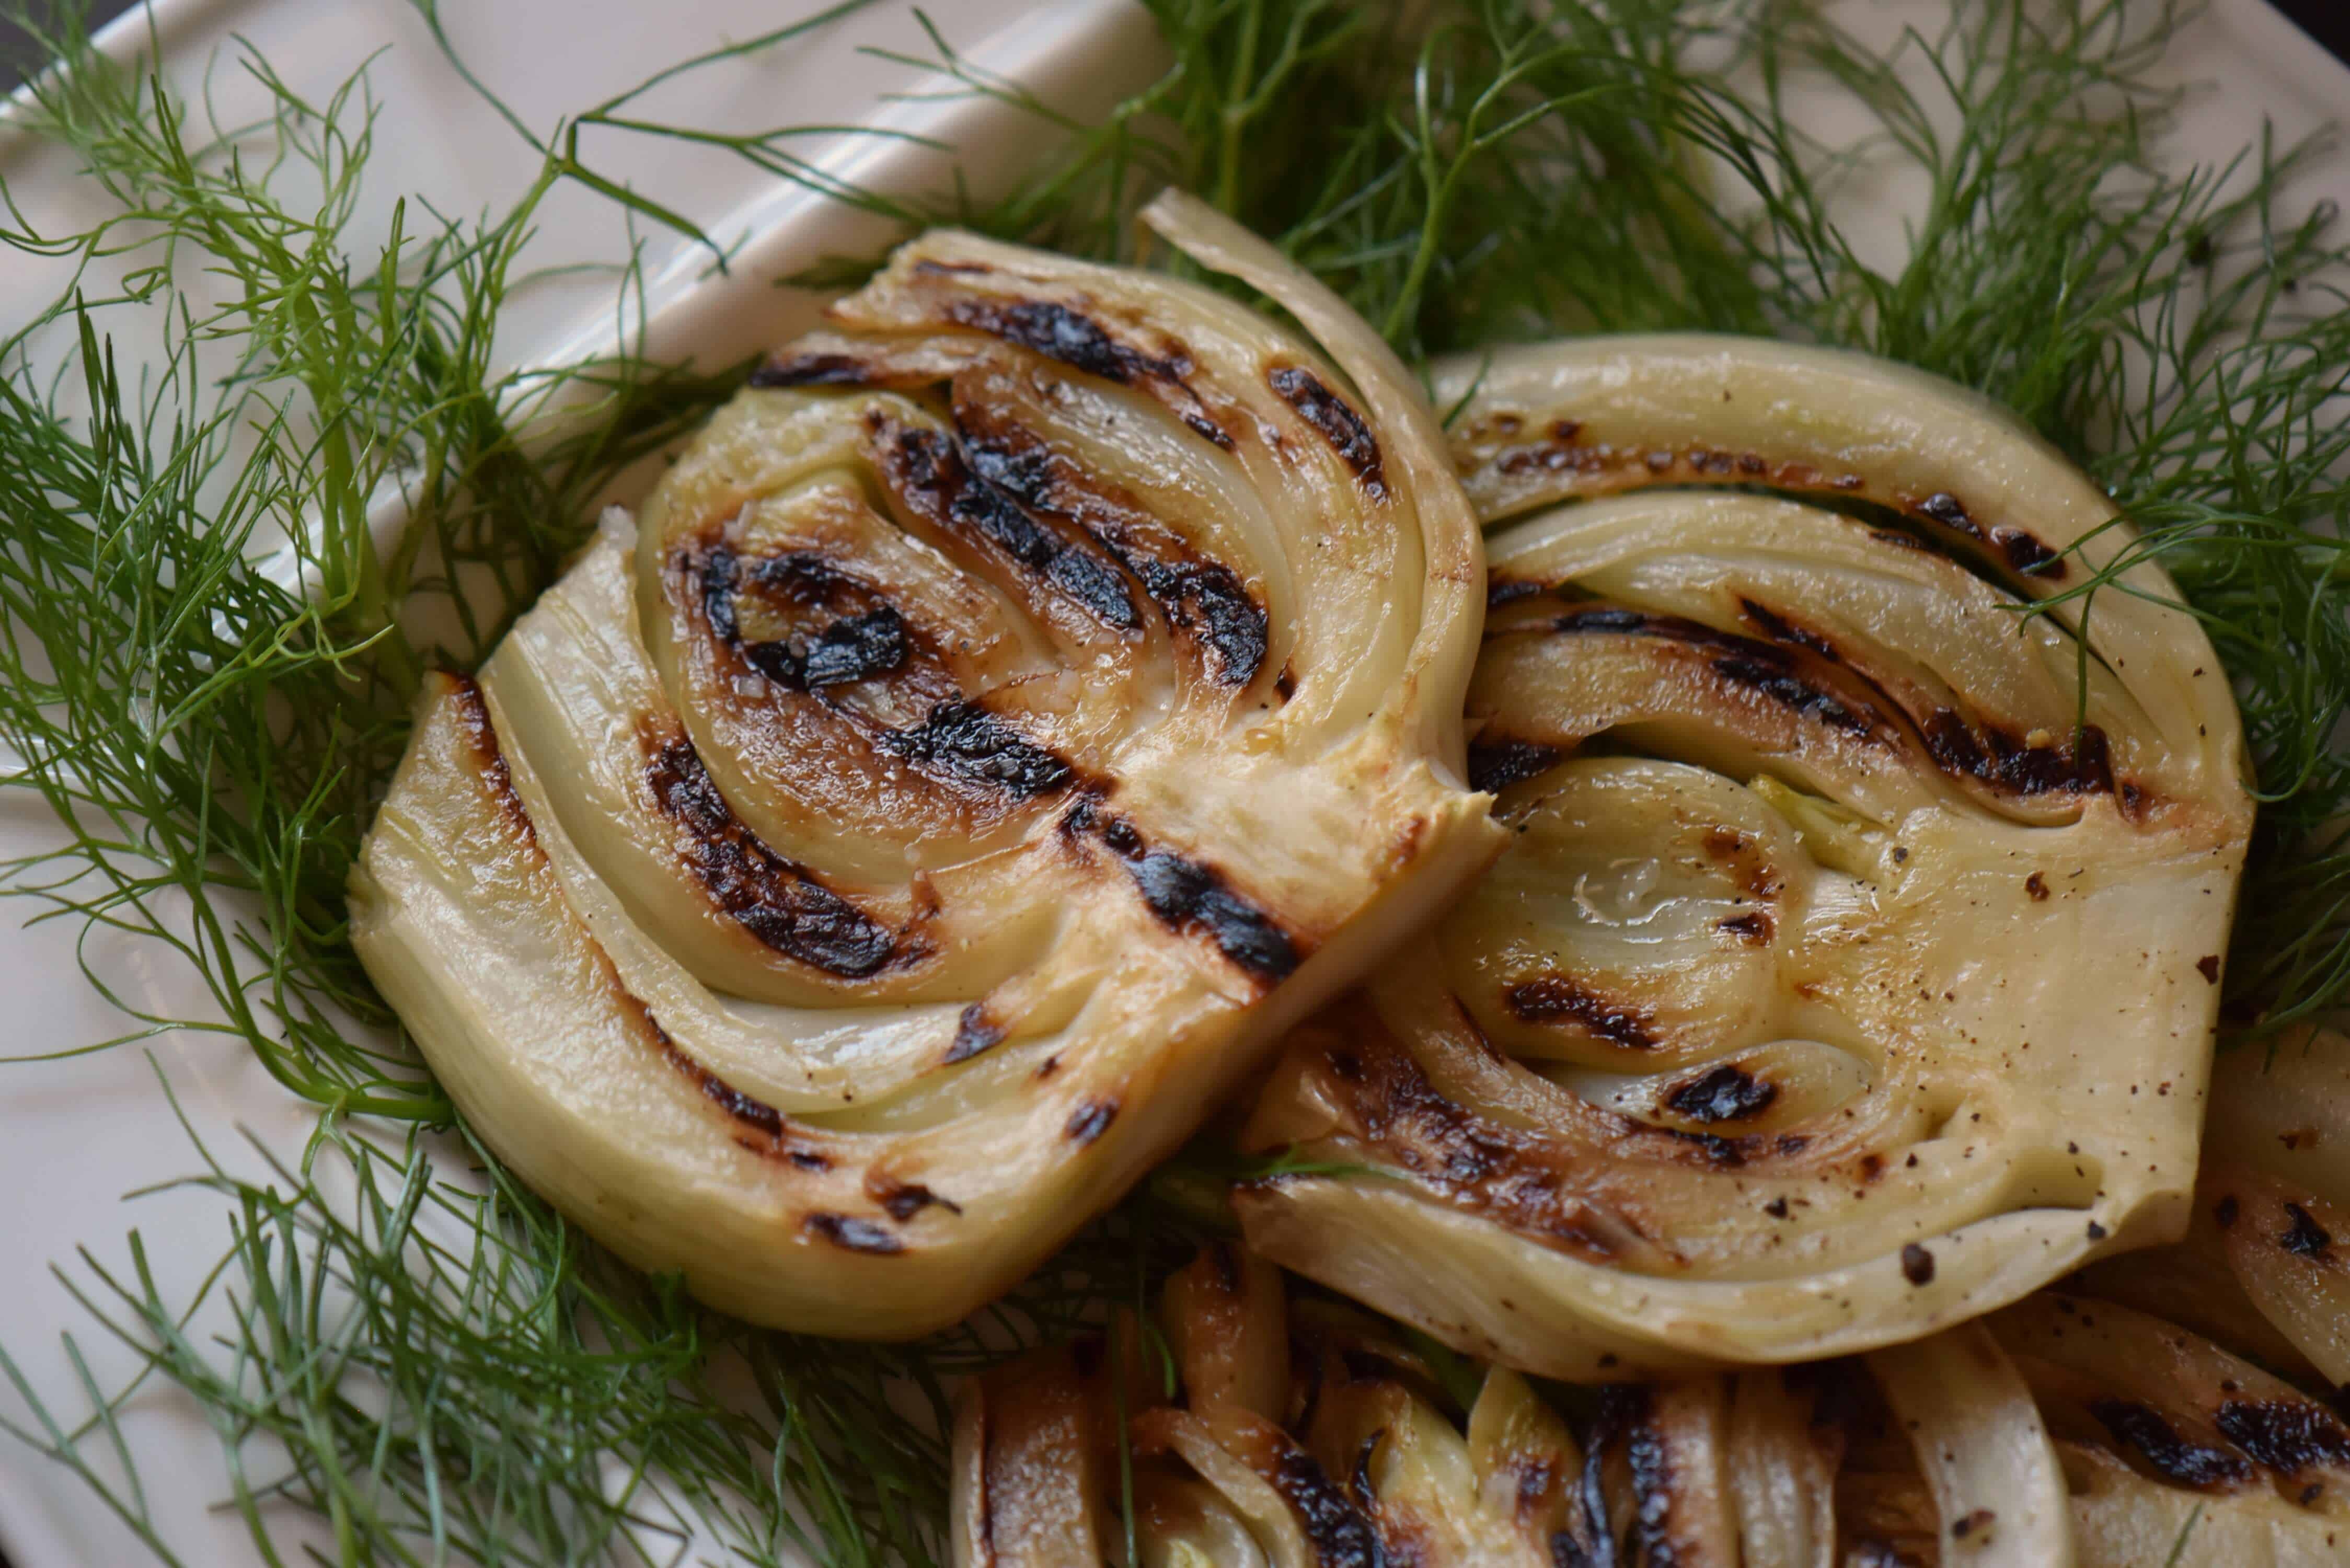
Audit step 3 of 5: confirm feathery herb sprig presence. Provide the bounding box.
[3,0,2347,1563]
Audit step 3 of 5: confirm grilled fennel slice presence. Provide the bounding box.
[349,195,1499,1337]
[1235,336,2253,1375]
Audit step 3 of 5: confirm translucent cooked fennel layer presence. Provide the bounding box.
[951,1238,2350,1567]
[348,193,1502,1338]
[1235,335,2254,1375]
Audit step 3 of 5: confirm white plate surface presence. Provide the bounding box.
[0,1,2344,1563]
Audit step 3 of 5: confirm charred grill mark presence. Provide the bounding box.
[1065,1098,1119,1145]
[747,549,857,604]
[1285,1024,1625,1262]
[646,1006,785,1140]
[1718,912,1772,944]
[1712,655,1873,734]
[1487,577,1550,609]
[1506,975,1660,1051]
[1664,1065,1779,1124]
[699,545,921,697]
[1348,1432,1381,1505]
[2282,1203,2334,1259]
[955,414,1268,687]
[1738,598,1841,661]
[1075,806,1300,983]
[942,294,1234,448]
[1549,606,1882,737]
[884,423,1141,632]
[2089,1400,2253,1489]
[946,1004,1006,1065]
[642,731,904,976]
[879,700,1075,799]
[1477,424,1894,519]
[1135,559,1268,687]
[1616,1387,1694,1568]
[1268,364,1387,500]
[447,676,538,844]
[450,681,847,1164]
[738,605,911,690]
[2214,1399,2350,1477]
[749,351,880,388]
[1130,851,1298,982]
[1919,710,2115,798]
[947,296,1187,388]
[642,1000,834,1170]
[1911,491,2067,581]
[1267,1443,1385,1568]
[868,1174,962,1221]
[805,1213,905,1255]
[1657,1126,1749,1167]
[1468,738,1565,793]
[799,606,909,688]
[1469,430,2074,586]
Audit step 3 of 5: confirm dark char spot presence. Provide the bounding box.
[1487,577,1550,609]
[1917,491,1984,540]
[2216,1195,2241,1230]
[2282,1203,2334,1259]
[1664,1065,1780,1125]
[870,1177,962,1221]
[2198,954,2222,984]
[1065,1098,1119,1145]
[1717,913,1772,944]
[878,700,1075,799]
[2089,1399,2253,1488]
[805,1213,905,1255]
[1268,364,1387,499]
[2216,1399,2350,1476]
[1900,1243,1936,1286]
[1506,975,1658,1051]
[1269,1443,1386,1568]
[700,547,742,643]
[946,1004,1005,1065]
[1468,739,1565,793]
[1912,491,2065,579]
[644,735,902,977]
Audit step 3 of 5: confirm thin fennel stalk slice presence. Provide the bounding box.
[1233,334,2253,1375]
[350,192,1501,1337]
[949,1239,2097,1567]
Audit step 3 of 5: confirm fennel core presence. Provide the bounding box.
[2,1,2348,1566]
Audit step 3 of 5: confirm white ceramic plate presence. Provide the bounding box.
[0,2,2344,1563]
